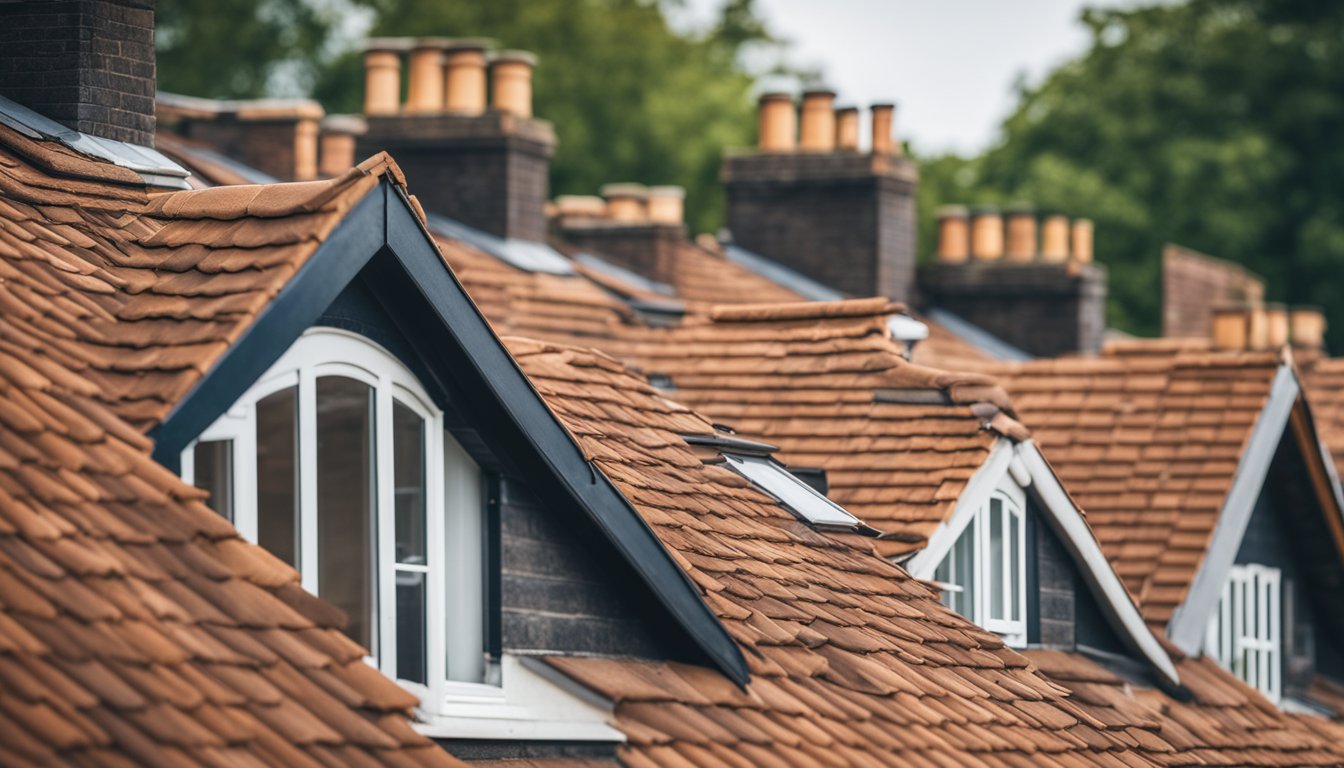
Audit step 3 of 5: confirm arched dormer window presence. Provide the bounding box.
[933,481,1028,646]
[181,328,486,707]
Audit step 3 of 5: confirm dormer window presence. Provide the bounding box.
[933,486,1027,646]
[181,328,487,708]
[1205,564,1281,702]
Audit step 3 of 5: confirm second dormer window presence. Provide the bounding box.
[933,488,1027,646]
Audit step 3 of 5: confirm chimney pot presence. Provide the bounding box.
[1264,303,1289,348]
[1212,306,1250,351]
[870,103,896,155]
[1070,218,1095,263]
[601,183,649,222]
[363,40,407,116]
[293,119,320,181]
[319,115,366,177]
[969,206,1004,261]
[1291,307,1327,350]
[491,50,537,117]
[1004,202,1037,262]
[1247,305,1269,350]
[936,205,970,264]
[799,89,837,152]
[757,92,796,152]
[444,39,490,115]
[835,107,860,151]
[556,195,607,219]
[406,39,449,113]
[1040,214,1069,262]
[647,186,686,225]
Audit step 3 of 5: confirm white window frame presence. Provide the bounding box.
[1205,563,1282,702]
[181,327,488,713]
[932,476,1028,647]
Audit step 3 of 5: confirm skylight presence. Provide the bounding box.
[723,453,865,531]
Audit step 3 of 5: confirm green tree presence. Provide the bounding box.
[917,0,1344,341]
[315,0,786,233]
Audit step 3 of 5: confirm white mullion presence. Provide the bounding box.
[426,412,446,708]
[376,378,397,678]
[298,369,318,594]
[180,443,195,486]
[235,405,258,543]
[1268,569,1281,701]
[973,504,985,626]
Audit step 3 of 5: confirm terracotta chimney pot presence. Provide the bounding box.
[363,39,407,116]
[601,183,649,222]
[1264,303,1289,348]
[444,39,490,115]
[491,50,537,117]
[870,103,895,155]
[1070,219,1095,263]
[556,195,606,218]
[1247,305,1269,350]
[406,39,449,113]
[757,92,796,152]
[1212,306,1249,351]
[647,186,686,225]
[835,107,860,151]
[1004,203,1037,262]
[936,205,970,264]
[799,89,837,152]
[318,115,366,178]
[969,206,1004,261]
[1291,307,1327,349]
[293,118,320,181]
[1040,215,1069,262]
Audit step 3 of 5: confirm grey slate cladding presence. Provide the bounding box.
[0,0,157,146]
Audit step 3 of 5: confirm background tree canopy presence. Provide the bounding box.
[160,0,1344,344]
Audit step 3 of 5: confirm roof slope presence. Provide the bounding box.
[0,128,455,765]
[507,336,1175,766]
[990,340,1281,629]
[1302,357,1344,481]
[0,121,402,432]
[623,299,1022,556]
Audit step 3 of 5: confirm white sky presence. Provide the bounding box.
[677,0,1107,156]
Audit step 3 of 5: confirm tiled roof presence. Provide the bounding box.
[625,299,1021,556]
[990,340,1282,629]
[0,121,405,433]
[1302,357,1344,481]
[507,336,1176,766]
[0,126,455,764]
[1027,651,1337,766]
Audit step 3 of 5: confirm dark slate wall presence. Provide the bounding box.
[0,0,156,145]
[1027,502,1129,655]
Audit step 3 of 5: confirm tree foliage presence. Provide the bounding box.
[917,0,1344,341]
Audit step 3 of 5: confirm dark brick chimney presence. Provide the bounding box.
[555,185,688,281]
[355,39,555,242]
[0,0,156,146]
[158,95,325,181]
[722,95,918,303]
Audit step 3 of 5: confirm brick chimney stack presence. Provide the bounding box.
[158,95,326,182]
[555,183,688,282]
[723,94,918,303]
[920,203,1108,356]
[0,0,156,146]
[356,37,555,242]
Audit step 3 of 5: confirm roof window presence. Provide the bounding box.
[722,453,867,532]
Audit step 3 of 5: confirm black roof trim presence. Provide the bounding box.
[151,181,750,687]
[682,433,779,457]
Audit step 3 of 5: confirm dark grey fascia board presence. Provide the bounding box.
[151,180,750,686]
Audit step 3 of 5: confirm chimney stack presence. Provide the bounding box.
[319,115,366,177]
[1040,215,1070,262]
[0,0,157,146]
[1005,203,1037,262]
[558,182,688,284]
[363,39,406,116]
[871,103,895,156]
[444,39,489,115]
[970,207,1004,261]
[936,206,970,264]
[1291,307,1326,350]
[758,93,796,152]
[601,183,648,222]
[835,107,860,151]
[799,89,837,152]
[406,39,448,113]
[492,50,537,117]
[158,96,326,182]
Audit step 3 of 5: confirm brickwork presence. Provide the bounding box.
[723,152,919,303]
[1162,243,1265,338]
[188,119,308,181]
[919,262,1108,357]
[359,113,555,241]
[560,222,686,283]
[0,0,156,146]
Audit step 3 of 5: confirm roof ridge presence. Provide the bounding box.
[709,296,904,323]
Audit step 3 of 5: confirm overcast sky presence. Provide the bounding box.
[677,0,1108,156]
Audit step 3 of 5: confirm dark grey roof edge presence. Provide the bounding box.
[720,241,846,302]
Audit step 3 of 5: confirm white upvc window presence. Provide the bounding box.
[933,486,1027,646]
[180,328,487,711]
[1205,563,1281,702]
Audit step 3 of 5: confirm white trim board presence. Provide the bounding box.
[1167,364,1300,655]
[908,437,1180,687]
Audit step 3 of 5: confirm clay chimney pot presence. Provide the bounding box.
[870,103,896,155]
[647,186,686,225]
[799,89,837,152]
[444,38,491,115]
[1070,219,1095,264]
[757,92,796,152]
[936,205,970,264]
[363,39,409,116]
[1264,303,1289,348]
[491,50,537,117]
[1040,215,1069,262]
[1291,307,1327,349]
[555,195,606,219]
[1004,203,1037,262]
[835,107,860,151]
[969,206,1004,261]
[601,183,649,222]
[406,39,449,113]
[1212,306,1249,351]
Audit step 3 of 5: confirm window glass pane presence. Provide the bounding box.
[257,386,299,566]
[393,402,426,565]
[396,571,427,685]
[194,439,233,521]
[1009,505,1020,621]
[316,377,377,652]
[953,519,976,619]
[989,498,1004,619]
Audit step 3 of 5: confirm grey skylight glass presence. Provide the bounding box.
[723,453,863,531]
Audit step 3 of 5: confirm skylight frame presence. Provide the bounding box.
[723,453,864,531]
